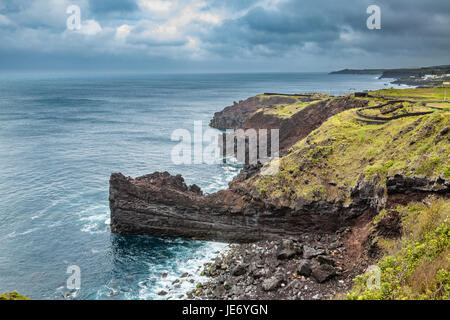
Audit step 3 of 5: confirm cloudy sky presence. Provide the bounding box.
[0,0,449,72]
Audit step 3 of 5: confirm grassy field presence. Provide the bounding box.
[369,87,450,102]
[257,93,329,118]
[260,100,326,118]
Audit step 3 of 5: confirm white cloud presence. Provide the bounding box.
[128,1,222,45]
[116,24,133,39]
[186,36,199,48]
[174,2,222,26]
[1,0,448,71]
[139,0,177,14]
[79,19,102,36]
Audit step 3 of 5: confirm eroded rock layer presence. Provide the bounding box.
[109,170,448,242]
[110,172,346,242]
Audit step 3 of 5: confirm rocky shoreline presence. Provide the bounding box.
[187,234,354,300]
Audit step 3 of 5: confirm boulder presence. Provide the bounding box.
[262,276,283,292]
[277,248,297,260]
[297,259,312,277]
[303,245,325,259]
[317,255,336,266]
[252,268,270,279]
[311,264,336,283]
[231,264,248,276]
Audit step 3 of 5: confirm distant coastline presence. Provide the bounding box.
[330,64,450,87]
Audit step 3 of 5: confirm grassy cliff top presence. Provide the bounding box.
[247,88,449,204]
[368,87,450,102]
[256,93,329,119]
[255,87,449,120]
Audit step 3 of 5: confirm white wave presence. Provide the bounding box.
[6,227,38,239]
[80,211,109,234]
[134,241,229,300]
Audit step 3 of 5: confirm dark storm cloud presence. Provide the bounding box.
[0,0,448,72]
[204,0,450,59]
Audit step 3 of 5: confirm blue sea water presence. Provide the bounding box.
[0,72,398,299]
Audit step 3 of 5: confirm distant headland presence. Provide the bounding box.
[330,64,450,87]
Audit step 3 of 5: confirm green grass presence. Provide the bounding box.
[0,291,30,300]
[368,87,449,101]
[249,99,449,205]
[261,100,327,118]
[347,198,449,300]
[257,93,329,119]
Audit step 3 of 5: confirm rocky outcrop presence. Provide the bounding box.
[386,174,449,194]
[350,175,386,211]
[209,95,297,129]
[109,171,353,242]
[110,172,259,242]
[110,170,449,243]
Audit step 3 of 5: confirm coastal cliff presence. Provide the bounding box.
[109,87,449,299]
[110,88,449,241]
[110,94,374,242]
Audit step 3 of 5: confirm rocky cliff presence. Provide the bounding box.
[209,94,298,129]
[109,87,449,300]
[110,170,349,243]
[110,88,449,243]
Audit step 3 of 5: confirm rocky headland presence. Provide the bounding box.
[110,87,449,300]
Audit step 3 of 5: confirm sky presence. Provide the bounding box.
[0,0,449,73]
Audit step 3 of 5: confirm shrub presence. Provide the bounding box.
[347,198,449,300]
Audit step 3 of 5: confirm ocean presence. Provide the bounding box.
[0,72,398,299]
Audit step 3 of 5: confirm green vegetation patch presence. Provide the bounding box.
[347,198,450,300]
[368,87,450,102]
[248,89,449,205]
[258,93,330,119]
[0,291,30,300]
